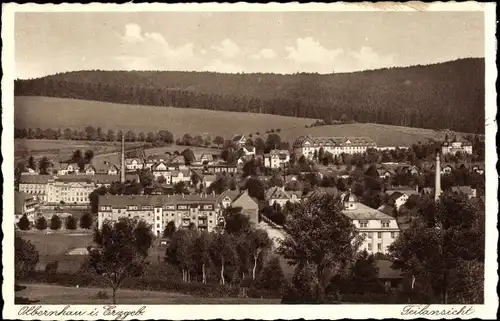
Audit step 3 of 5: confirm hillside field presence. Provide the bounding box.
[15,96,464,148]
[14,138,144,162]
[15,96,317,140]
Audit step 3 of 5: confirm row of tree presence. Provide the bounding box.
[16,213,93,231]
[14,58,485,133]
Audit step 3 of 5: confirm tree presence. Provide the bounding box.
[244,178,265,200]
[193,231,213,284]
[214,136,225,149]
[278,195,362,302]
[27,156,35,170]
[38,157,51,175]
[165,229,197,282]
[49,215,62,230]
[173,181,188,194]
[65,215,77,230]
[17,214,31,230]
[254,138,266,154]
[84,150,94,163]
[182,149,196,165]
[256,256,287,292]
[35,216,48,230]
[125,130,136,142]
[146,132,155,143]
[210,232,237,285]
[106,129,116,142]
[265,133,282,151]
[389,192,484,304]
[348,250,383,294]
[162,221,176,239]
[138,169,154,187]
[249,229,272,279]
[223,207,252,235]
[79,213,93,229]
[86,218,153,304]
[182,133,193,146]
[15,235,39,279]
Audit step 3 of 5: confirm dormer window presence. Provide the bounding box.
[381,220,390,228]
[359,220,368,228]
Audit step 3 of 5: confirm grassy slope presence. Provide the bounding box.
[15,96,316,138]
[15,96,464,147]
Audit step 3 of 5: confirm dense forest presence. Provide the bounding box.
[14,58,484,133]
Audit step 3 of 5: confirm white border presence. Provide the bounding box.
[2,2,497,320]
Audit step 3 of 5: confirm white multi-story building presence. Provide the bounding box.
[19,175,50,203]
[293,136,377,159]
[441,137,473,155]
[15,191,40,225]
[264,150,290,169]
[341,192,400,255]
[46,176,97,205]
[98,194,221,236]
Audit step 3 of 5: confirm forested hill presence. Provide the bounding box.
[15,58,484,133]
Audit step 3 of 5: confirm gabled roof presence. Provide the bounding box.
[342,202,396,221]
[216,189,241,203]
[265,187,290,200]
[376,260,403,279]
[232,134,245,142]
[385,187,418,196]
[387,191,405,205]
[19,175,51,184]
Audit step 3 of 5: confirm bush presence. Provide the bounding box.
[17,214,31,230]
[45,261,59,275]
[65,215,77,230]
[92,290,110,300]
[50,215,62,230]
[79,213,93,229]
[35,216,48,230]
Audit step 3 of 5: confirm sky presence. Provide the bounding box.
[14,11,485,79]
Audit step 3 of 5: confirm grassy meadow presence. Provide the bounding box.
[15,96,316,139]
[18,283,281,304]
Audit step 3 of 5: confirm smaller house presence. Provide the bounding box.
[231,190,259,225]
[377,169,396,180]
[55,162,80,175]
[125,158,144,171]
[83,164,96,175]
[151,162,171,184]
[386,191,409,210]
[451,186,477,199]
[264,150,290,169]
[265,186,290,207]
[376,260,404,292]
[171,169,191,185]
[232,135,247,148]
[217,190,241,209]
[241,146,256,157]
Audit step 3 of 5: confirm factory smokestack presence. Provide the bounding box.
[435,152,441,202]
[120,133,125,183]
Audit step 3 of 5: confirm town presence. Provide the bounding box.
[14,127,485,304]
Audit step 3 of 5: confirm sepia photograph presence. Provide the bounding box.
[2,2,497,320]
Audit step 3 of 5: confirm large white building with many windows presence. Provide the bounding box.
[98,193,222,236]
[341,192,400,255]
[293,136,377,159]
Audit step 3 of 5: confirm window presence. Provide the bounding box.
[359,221,368,228]
[367,233,372,239]
[391,232,398,238]
[382,221,390,228]
[377,244,382,252]
[378,232,382,238]
[367,243,372,251]
[156,223,160,228]
[156,216,160,220]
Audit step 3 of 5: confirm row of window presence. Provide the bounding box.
[359,220,392,228]
[362,232,399,239]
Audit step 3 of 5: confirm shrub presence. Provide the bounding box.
[50,215,62,230]
[17,214,31,230]
[35,216,48,230]
[65,215,77,230]
[45,261,59,275]
[92,290,110,300]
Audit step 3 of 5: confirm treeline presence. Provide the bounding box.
[15,58,484,133]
